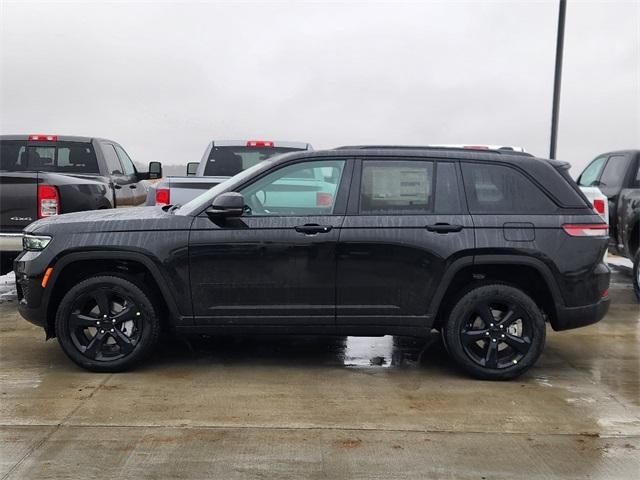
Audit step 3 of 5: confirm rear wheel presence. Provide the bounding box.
[443,283,546,380]
[55,275,160,372]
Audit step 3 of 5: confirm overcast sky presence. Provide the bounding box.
[1,0,638,175]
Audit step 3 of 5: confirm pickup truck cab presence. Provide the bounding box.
[147,140,312,206]
[0,134,162,274]
[577,150,640,295]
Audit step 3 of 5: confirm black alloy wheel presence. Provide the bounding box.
[56,275,160,372]
[443,283,546,380]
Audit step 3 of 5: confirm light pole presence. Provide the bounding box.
[549,0,567,158]
[550,0,567,159]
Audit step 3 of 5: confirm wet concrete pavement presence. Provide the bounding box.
[0,265,638,479]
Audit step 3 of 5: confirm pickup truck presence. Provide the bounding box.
[0,134,162,274]
[146,140,312,206]
[577,149,640,296]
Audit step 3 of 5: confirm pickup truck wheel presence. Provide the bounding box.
[633,250,640,301]
[55,275,160,372]
[443,283,546,380]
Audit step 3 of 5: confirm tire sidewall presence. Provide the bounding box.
[55,275,159,372]
[443,283,546,380]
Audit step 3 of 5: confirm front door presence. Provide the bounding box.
[101,143,133,207]
[189,158,351,330]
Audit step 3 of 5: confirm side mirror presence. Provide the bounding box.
[206,192,245,218]
[186,162,199,176]
[148,161,162,180]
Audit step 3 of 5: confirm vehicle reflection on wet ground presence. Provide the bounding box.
[0,261,638,479]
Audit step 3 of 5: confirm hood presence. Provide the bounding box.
[25,206,188,234]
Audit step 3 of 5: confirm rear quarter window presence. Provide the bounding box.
[461,162,557,214]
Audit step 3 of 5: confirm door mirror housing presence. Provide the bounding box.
[186,162,199,176]
[206,192,245,218]
[147,161,163,180]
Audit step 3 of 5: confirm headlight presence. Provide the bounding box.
[23,234,52,251]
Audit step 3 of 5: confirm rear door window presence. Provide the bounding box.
[360,160,434,214]
[599,155,631,190]
[103,144,124,175]
[461,163,557,214]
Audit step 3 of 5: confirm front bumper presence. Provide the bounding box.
[552,296,610,331]
[0,233,22,252]
[15,256,50,332]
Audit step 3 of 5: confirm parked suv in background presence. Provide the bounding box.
[15,147,609,379]
[146,139,312,206]
[577,150,640,296]
[0,135,162,274]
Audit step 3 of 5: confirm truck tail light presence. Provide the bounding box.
[247,140,274,148]
[316,192,333,206]
[29,134,58,141]
[593,198,606,216]
[155,188,170,206]
[562,224,608,237]
[37,185,59,218]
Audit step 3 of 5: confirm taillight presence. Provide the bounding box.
[37,185,59,218]
[593,198,605,216]
[29,134,58,141]
[247,140,274,148]
[316,192,333,206]
[155,188,170,206]
[562,224,608,237]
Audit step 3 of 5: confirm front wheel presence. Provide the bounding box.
[443,283,546,380]
[55,275,161,372]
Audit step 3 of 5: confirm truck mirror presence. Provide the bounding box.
[148,161,162,179]
[186,162,199,176]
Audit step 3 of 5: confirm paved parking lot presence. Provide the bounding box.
[0,263,638,479]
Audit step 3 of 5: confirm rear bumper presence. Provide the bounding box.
[552,296,610,331]
[0,233,22,252]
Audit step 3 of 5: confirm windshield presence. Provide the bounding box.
[203,146,301,176]
[0,140,99,174]
[176,159,276,215]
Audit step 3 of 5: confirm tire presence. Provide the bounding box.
[633,250,640,301]
[55,275,161,372]
[443,283,546,380]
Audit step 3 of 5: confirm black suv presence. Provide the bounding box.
[15,147,610,379]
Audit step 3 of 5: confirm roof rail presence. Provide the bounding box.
[333,145,533,156]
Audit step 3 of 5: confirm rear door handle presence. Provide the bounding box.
[129,184,137,189]
[295,224,333,235]
[426,223,463,233]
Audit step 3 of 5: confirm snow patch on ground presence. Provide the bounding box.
[0,271,17,303]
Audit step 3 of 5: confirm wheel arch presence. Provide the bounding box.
[430,254,562,329]
[44,251,182,338]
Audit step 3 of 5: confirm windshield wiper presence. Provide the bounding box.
[169,204,181,213]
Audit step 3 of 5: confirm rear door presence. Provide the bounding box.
[336,158,474,333]
[597,154,633,242]
[101,143,133,207]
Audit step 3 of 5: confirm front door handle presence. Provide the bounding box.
[129,184,137,189]
[113,184,122,190]
[426,223,463,233]
[295,224,333,235]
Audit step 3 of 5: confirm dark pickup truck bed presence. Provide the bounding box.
[0,134,161,274]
